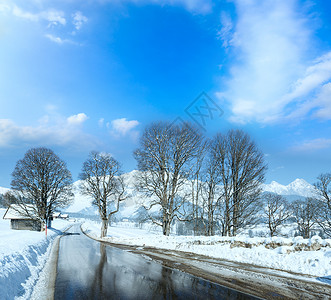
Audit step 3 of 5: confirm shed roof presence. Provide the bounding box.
[3,204,39,220]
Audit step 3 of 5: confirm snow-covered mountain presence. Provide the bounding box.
[0,172,317,216]
[262,178,316,197]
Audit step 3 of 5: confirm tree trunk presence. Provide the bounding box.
[225,195,230,236]
[207,208,214,236]
[101,218,108,238]
[269,220,274,237]
[304,227,309,239]
[162,218,171,236]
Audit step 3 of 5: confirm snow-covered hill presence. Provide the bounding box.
[262,178,316,197]
[0,187,10,195]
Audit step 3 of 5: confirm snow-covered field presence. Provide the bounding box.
[82,220,331,278]
[0,208,71,299]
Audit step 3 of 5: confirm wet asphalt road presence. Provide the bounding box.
[54,224,258,300]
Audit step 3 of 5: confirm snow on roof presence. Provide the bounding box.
[53,212,61,217]
[60,214,68,218]
[3,204,38,220]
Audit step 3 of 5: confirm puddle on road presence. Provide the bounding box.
[55,228,258,300]
[62,233,80,236]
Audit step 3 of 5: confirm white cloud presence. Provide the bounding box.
[110,118,139,137]
[120,0,212,14]
[170,0,212,14]
[313,82,331,120]
[67,113,89,125]
[44,9,66,27]
[0,115,94,149]
[0,3,10,13]
[45,34,78,45]
[286,52,331,101]
[12,5,66,26]
[291,138,331,152]
[6,3,89,44]
[217,0,331,124]
[218,12,233,48]
[45,34,65,44]
[12,5,39,21]
[72,11,88,30]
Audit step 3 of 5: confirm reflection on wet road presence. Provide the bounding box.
[54,224,258,300]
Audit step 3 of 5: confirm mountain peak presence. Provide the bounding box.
[264,178,316,197]
[288,178,309,185]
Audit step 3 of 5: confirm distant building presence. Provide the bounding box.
[3,204,42,231]
[59,213,69,220]
[53,212,61,219]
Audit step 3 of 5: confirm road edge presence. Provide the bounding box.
[30,225,73,300]
[46,235,61,300]
[80,224,331,299]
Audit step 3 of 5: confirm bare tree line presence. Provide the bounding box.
[134,122,331,239]
[2,122,330,239]
[134,122,268,236]
[263,193,327,239]
[4,148,126,237]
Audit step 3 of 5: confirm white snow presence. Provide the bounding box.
[65,180,92,213]
[262,178,317,197]
[0,172,325,298]
[0,186,10,195]
[0,175,318,217]
[65,172,318,217]
[3,204,39,219]
[82,220,331,278]
[0,208,71,299]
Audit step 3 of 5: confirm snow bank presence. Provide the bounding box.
[0,209,70,299]
[82,220,331,278]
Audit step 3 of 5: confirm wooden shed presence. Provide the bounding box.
[3,204,42,231]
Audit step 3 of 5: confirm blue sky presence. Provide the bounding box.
[0,0,331,187]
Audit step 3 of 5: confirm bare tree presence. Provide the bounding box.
[213,130,267,236]
[10,147,73,227]
[291,197,320,238]
[3,191,17,207]
[201,149,223,236]
[79,151,126,238]
[189,139,207,235]
[134,121,203,236]
[264,193,290,237]
[0,193,9,208]
[314,173,331,237]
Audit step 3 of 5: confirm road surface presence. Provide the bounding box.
[54,224,258,299]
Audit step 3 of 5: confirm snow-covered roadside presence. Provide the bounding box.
[0,209,71,299]
[29,234,61,300]
[82,220,331,278]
